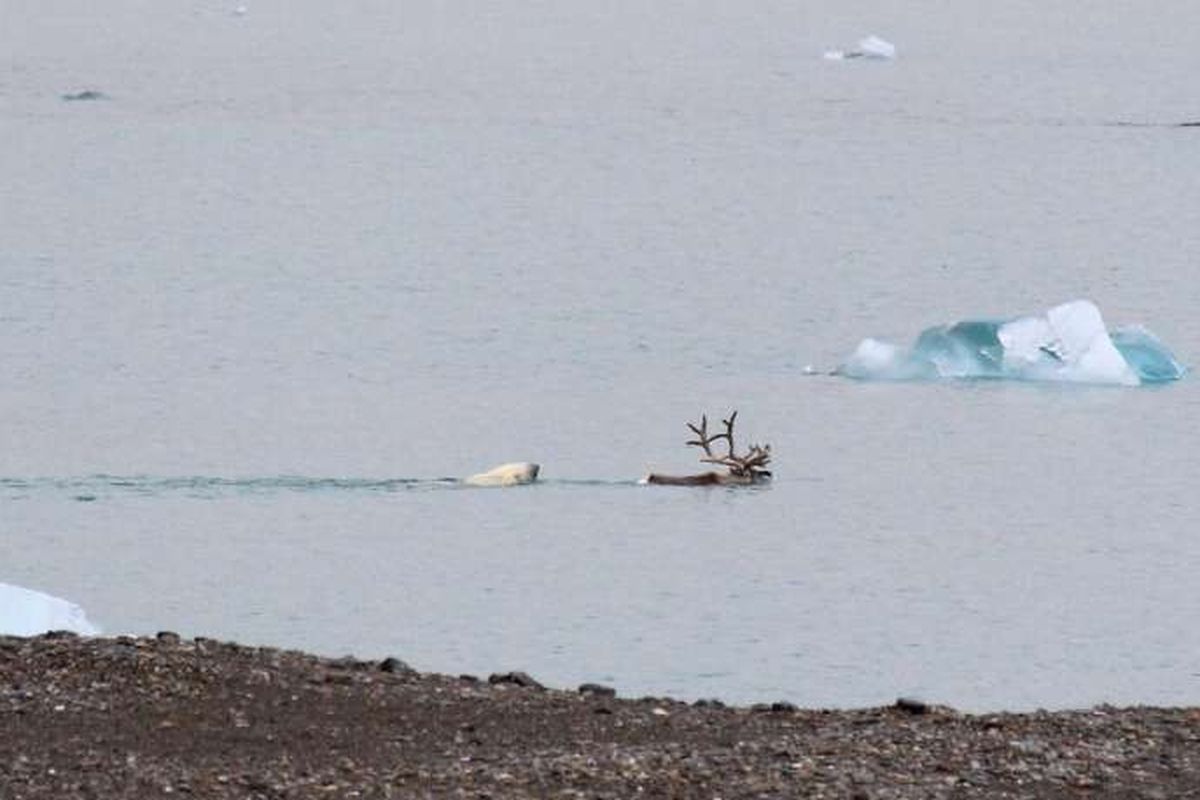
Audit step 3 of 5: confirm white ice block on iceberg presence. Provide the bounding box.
[997,300,1138,385]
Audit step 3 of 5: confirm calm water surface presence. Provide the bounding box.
[3,0,1200,710]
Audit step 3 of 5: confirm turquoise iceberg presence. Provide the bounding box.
[838,300,1184,386]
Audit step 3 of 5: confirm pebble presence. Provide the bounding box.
[487,671,544,689]
[894,697,929,715]
[693,698,726,709]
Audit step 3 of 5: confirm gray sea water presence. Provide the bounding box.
[3,0,1200,711]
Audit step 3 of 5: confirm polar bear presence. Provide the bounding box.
[464,462,540,487]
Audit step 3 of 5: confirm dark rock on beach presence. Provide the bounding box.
[487,670,544,689]
[895,696,931,715]
[377,656,413,674]
[3,634,1200,798]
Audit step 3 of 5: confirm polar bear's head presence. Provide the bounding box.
[463,462,540,487]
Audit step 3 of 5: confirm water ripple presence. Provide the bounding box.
[0,475,643,500]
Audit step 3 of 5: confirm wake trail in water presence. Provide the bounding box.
[0,475,640,500]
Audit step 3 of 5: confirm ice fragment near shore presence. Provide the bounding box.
[837,300,1184,386]
[0,582,100,636]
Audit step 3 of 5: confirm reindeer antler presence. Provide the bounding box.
[685,411,772,478]
[728,443,772,476]
[685,413,732,459]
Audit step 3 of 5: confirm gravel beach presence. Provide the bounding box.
[3,633,1199,798]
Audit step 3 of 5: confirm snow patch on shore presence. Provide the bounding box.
[0,582,100,636]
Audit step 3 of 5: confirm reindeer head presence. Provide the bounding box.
[685,411,772,482]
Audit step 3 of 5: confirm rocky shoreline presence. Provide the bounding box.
[2,633,1198,798]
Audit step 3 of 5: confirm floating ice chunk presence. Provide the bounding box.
[824,35,896,61]
[837,300,1184,386]
[858,35,896,59]
[0,582,100,636]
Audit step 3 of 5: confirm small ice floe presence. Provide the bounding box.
[233,5,248,15]
[824,34,897,62]
[0,582,100,636]
[463,462,540,487]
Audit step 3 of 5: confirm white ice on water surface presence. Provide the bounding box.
[839,300,1185,385]
[0,582,100,636]
[824,35,897,61]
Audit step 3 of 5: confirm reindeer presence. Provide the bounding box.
[643,411,772,486]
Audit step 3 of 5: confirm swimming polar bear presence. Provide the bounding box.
[464,462,540,487]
